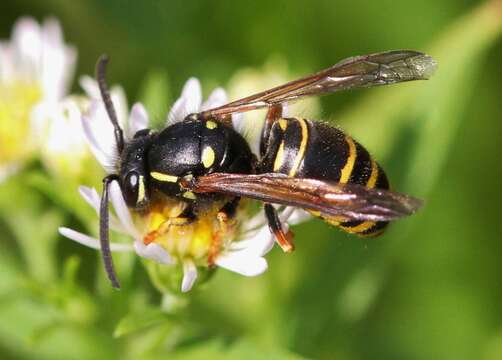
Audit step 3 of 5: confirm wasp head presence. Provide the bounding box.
[119,129,154,209]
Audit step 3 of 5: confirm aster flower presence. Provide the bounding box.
[0,17,76,181]
[59,76,310,292]
[39,95,99,180]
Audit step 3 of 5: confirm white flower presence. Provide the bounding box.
[59,77,310,292]
[0,17,76,180]
[40,95,94,179]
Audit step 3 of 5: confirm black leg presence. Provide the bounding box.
[264,203,295,252]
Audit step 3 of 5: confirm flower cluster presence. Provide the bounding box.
[0,17,76,180]
[1,16,311,293]
[60,76,310,292]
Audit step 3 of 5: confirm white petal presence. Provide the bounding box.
[12,17,42,81]
[282,103,289,117]
[0,43,13,82]
[285,208,312,225]
[59,227,133,252]
[215,252,268,277]
[109,181,141,239]
[232,112,263,156]
[166,77,201,125]
[134,240,175,265]
[42,99,86,156]
[111,86,129,133]
[40,18,76,101]
[78,186,124,232]
[42,17,63,46]
[278,206,295,233]
[231,113,246,138]
[81,97,120,172]
[128,103,149,136]
[78,186,101,212]
[166,96,188,125]
[180,77,202,111]
[241,211,267,232]
[80,75,100,99]
[80,77,129,136]
[233,224,275,256]
[181,259,198,292]
[201,87,227,110]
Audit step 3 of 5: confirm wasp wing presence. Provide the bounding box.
[189,173,423,222]
[198,50,437,120]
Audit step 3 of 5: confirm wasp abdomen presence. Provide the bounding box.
[261,117,389,237]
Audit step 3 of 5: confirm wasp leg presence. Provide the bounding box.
[264,203,295,253]
[260,104,283,158]
[143,207,196,245]
[207,198,240,267]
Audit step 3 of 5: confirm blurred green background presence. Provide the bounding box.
[1,0,502,359]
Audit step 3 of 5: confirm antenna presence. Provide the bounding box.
[96,54,125,153]
[100,175,121,289]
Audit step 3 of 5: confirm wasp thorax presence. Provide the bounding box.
[147,119,254,201]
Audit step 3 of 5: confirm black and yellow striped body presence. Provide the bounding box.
[260,117,389,237]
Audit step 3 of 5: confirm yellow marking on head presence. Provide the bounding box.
[202,146,216,168]
[366,159,379,189]
[273,141,286,171]
[206,120,218,129]
[137,175,146,203]
[150,171,178,183]
[183,191,197,200]
[288,118,308,177]
[339,221,376,233]
[278,119,288,131]
[339,136,357,183]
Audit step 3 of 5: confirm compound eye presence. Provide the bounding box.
[123,171,139,206]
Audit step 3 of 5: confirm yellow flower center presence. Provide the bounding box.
[135,198,239,266]
[0,80,42,165]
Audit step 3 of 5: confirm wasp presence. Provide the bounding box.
[95,50,436,288]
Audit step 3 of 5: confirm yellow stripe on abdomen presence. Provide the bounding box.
[339,135,357,184]
[366,159,379,189]
[288,118,309,177]
[339,221,376,233]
